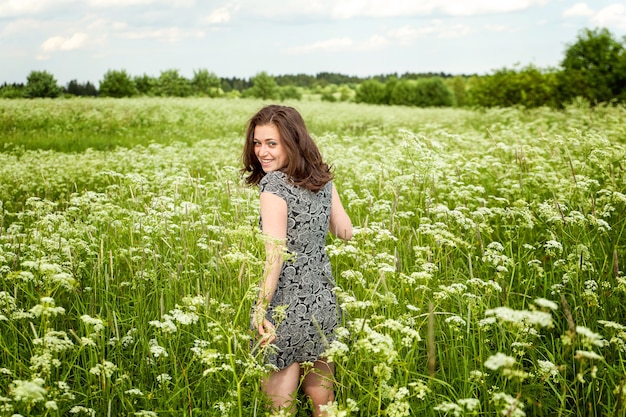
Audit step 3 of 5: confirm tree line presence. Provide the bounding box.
[1,27,625,108]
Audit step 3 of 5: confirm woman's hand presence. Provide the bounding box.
[253,305,276,346]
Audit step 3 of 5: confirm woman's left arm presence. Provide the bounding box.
[254,192,288,345]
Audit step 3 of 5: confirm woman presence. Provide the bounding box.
[242,105,352,416]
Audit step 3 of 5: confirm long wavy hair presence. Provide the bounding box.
[241,105,333,192]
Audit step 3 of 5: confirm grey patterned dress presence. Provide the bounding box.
[255,170,341,369]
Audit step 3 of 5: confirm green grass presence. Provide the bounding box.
[0,97,625,416]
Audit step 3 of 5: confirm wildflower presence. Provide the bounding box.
[318,401,350,417]
[89,361,117,377]
[30,297,65,318]
[409,379,431,399]
[134,411,157,417]
[484,306,553,328]
[33,330,74,353]
[458,398,480,412]
[598,320,626,331]
[323,340,349,363]
[469,370,487,383]
[149,339,169,358]
[574,350,604,361]
[492,392,525,417]
[149,317,177,333]
[576,326,608,348]
[534,298,558,311]
[125,388,144,396]
[169,309,199,325]
[544,239,563,256]
[434,402,463,416]
[537,360,560,379]
[484,353,515,370]
[156,373,172,386]
[81,314,105,334]
[10,378,47,403]
[69,406,96,416]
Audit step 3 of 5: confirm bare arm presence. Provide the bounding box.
[329,184,353,241]
[254,191,287,345]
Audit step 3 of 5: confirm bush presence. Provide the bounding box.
[100,69,137,98]
[355,79,387,105]
[24,70,61,98]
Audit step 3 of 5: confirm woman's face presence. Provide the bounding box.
[253,124,288,173]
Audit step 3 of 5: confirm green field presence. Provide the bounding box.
[1,98,625,416]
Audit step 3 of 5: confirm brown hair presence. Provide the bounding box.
[241,105,333,192]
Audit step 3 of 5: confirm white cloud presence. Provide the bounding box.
[120,27,204,42]
[1,18,42,36]
[387,20,472,44]
[562,3,594,17]
[41,32,89,52]
[0,0,193,17]
[204,2,240,24]
[0,0,72,17]
[286,19,473,55]
[562,3,626,29]
[329,0,548,19]
[592,4,626,29]
[287,37,354,54]
[484,24,510,32]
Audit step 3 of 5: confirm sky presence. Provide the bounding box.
[1,0,626,86]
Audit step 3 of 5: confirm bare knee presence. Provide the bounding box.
[302,360,335,416]
[262,362,300,414]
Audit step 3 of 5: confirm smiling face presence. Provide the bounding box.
[253,123,288,173]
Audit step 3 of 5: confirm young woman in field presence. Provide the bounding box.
[242,105,353,416]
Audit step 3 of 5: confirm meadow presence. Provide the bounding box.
[0,97,625,416]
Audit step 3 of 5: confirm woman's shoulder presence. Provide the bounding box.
[259,171,290,193]
[260,170,287,185]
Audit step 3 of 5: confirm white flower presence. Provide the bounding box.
[484,352,516,370]
[484,307,553,328]
[576,326,608,348]
[574,350,604,361]
[149,339,169,358]
[69,405,96,416]
[11,378,47,403]
[537,360,560,379]
[533,298,558,311]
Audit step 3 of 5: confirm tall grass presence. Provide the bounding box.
[0,98,625,416]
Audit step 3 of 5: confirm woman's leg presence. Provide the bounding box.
[301,359,335,417]
[262,362,301,415]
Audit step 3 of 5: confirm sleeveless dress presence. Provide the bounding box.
[255,170,341,370]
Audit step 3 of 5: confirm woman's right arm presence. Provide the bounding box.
[329,184,353,241]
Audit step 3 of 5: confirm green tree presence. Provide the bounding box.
[414,77,455,107]
[355,79,387,105]
[467,66,557,108]
[559,27,625,104]
[157,69,192,97]
[447,76,467,107]
[65,80,98,96]
[24,70,61,98]
[0,83,25,99]
[247,72,279,100]
[100,69,137,98]
[389,79,420,106]
[278,85,302,101]
[191,69,222,97]
[134,74,157,96]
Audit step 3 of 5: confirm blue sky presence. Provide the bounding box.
[1,0,625,86]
